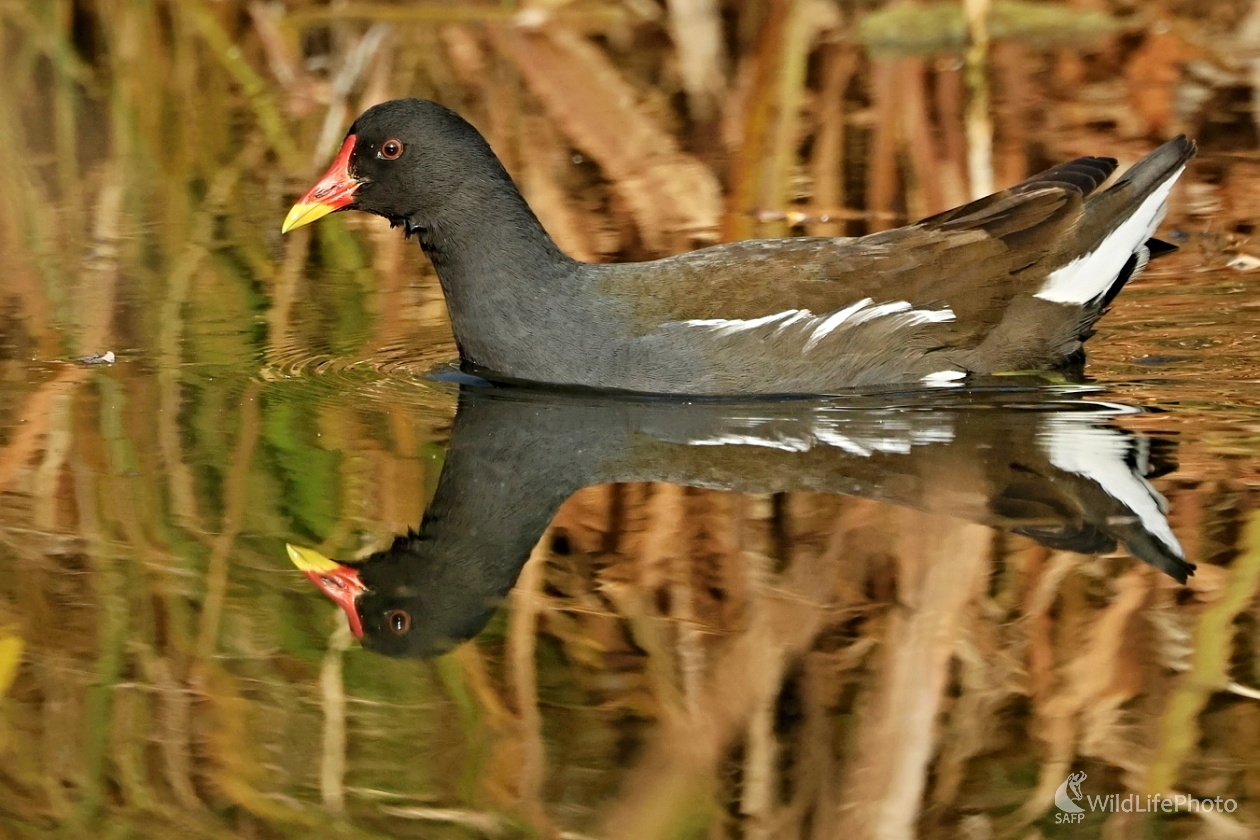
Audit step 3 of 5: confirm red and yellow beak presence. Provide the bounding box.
[281,135,362,233]
[286,543,367,639]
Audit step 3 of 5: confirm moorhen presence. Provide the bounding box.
[287,384,1190,658]
[282,99,1195,395]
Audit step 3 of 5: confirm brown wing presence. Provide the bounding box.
[609,155,1123,348]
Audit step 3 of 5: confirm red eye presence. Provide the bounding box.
[379,139,404,160]
[386,610,411,634]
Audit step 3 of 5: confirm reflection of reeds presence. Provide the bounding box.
[963,0,994,198]
[0,1,1257,838]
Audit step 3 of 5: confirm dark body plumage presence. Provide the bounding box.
[287,99,1195,395]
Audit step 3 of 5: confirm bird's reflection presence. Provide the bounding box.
[289,383,1192,657]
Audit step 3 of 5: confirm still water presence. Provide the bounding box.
[1,3,1259,839]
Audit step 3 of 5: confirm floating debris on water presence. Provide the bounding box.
[1226,254,1260,272]
[75,351,116,365]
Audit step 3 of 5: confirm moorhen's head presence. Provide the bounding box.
[282,98,504,234]
[286,539,504,658]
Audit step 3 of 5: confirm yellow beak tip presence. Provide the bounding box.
[286,543,338,573]
[281,201,336,235]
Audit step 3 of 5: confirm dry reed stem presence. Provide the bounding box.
[0,154,124,489]
[520,114,600,262]
[896,58,947,219]
[808,44,860,238]
[0,370,90,493]
[159,137,267,535]
[867,59,901,232]
[500,26,721,251]
[724,0,794,241]
[377,805,509,834]
[668,494,706,717]
[77,162,123,357]
[506,538,557,834]
[1146,511,1260,794]
[314,23,393,161]
[319,621,353,812]
[284,3,633,29]
[766,1,818,232]
[185,1,301,171]
[30,390,72,531]
[193,381,263,660]
[932,63,970,209]
[598,504,848,840]
[455,643,517,729]
[741,680,778,839]
[665,0,728,123]
[992,41,1031,187]
[264,226,314,367]
[963,0,995,198]
[146,655,202,811]
[831,512,992,840]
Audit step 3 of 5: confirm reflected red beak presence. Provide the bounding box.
[281,134,362,233]
[286,543,367,639]
[302,566,367,639]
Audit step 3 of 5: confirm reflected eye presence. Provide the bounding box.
[379,139,404,160]
[386,610,411,634]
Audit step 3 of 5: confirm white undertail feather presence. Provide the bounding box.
[1034,165,1185,304]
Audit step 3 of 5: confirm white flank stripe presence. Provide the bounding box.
[774,309,813,330]
[847,300,956,328]
[806,298,875,347]
[1042,418,1183,557]
[910,308,956,324]
[804,299,954,350]
[1035,165,1185,304]
[850,300,912,323]
[678,299,956,349]
[683,308,807,336]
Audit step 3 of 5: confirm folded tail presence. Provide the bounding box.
[1034,135,1196,309]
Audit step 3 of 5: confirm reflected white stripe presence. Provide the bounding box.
[686,412,956,456]
[1042,418,1182,556]
[688,433,812,452]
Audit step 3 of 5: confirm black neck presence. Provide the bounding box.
[365,394,608,646]
[405,165,581,368]
[401,444,578,603]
